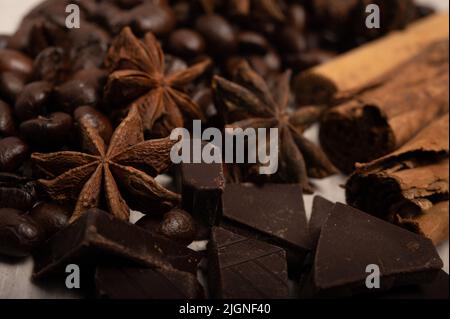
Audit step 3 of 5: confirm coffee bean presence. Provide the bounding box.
[237,31,269,54]
[29,202,70,238]
[19,112,72,150]
[285,49,336,70]
[0,35,9,49]
[0,137,28,172]
[278,27,307,54]
[288,4,307,31]
[196,14,237,55]
[54,69,106,113]
[115,0,144,9]
[0,72,26,103]
[129,3,176,36]
[0,173,36,211]
[32,47,67,83]
[14,81,53,121]
[0,100,16,137]
[74,106,113,143]
[136,208,197,245]
[160,209,197,244]
[0,49,33,77]
[168,29,205,58]
[0,208,42,257]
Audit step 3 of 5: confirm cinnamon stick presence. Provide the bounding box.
[346,115,449,244]
[294,13,449,105]
[319,40,449,173]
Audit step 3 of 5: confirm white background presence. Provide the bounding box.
[0,0,448,298]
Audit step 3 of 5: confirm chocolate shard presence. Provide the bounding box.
[375,270,449,300]
[95,267,204,299]
[208,227,289,299]
[176,139,225,229]
[221,183,310,274]
[33,209,202,279]
[304,203,443,298]
[179,161,225,227]
[309,196,335,248]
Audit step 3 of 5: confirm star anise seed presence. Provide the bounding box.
[32,105,181,223]
[105,27,211,137]
[213,61,337,193]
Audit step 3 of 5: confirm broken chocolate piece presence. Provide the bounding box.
[95,267,204,299]
[208,227,289,299]
[309,196,335,248]
[221,183,310,273]
[33,209,201,279]
[304,203,443,298]
[375,270,449,300]
[179,159,225,227]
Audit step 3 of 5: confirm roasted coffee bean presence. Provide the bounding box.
[285,49,336,70]
[168,29,205,58]
[0,173,36,211]
[287,4,307,31]
[237,31,269,54]
[29,202,70,238]
[14,81,53,121]
[129,3,176,36]
[32,47,67,83]
[0,35,9,49]
[54,69,106,113]
[137,208,197,245]
[0,137,28,172]
[70,42,108,72]
[68,21,110,49]
[0,100,15,137]
[195,14,237,55]
[19,112,72,149]
[278,27,307,53]
[160,209,197,244]
[0,72,26,103]
[115,0,144,9]
[74,106,113,143]
[0,208,42,257]
[0,49,33,77]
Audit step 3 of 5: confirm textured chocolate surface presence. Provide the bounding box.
[309,196,335,248]
[208,227,289,299]
[221,183,310,269]
[33,209,201,278]
[180,159,225,227]
[308,203,443,297]
[95,266,204,299]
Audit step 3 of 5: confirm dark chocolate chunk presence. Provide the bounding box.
[180,159,225,227]
[33,209,202,279]
[95,266,204,299]
[208,227,289,299]
[221,183,310,273]
[375,270,449,300]
[309,196,335,248]
[304,203,443,298]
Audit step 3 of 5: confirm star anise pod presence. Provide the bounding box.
[31,105,181,223]
[213,61,337,193]
[200,0,285,21]
[105,27,211,137]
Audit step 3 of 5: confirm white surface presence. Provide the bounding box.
[0,0,448,298]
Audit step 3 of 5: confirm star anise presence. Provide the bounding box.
[213,61,337,193]
[201,0,285,21]
[105,27,211,137]
[31,105,181,223]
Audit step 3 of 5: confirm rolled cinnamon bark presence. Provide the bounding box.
[346,115,449,244]
[294,13,449,105]
[320,40,449,173]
